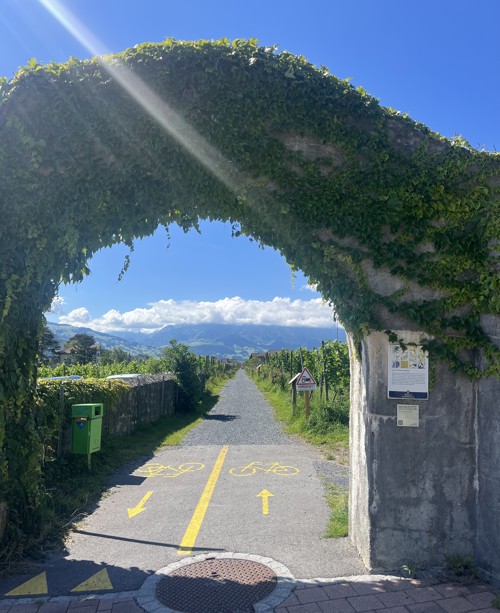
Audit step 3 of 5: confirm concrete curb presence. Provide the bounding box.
[294,573,410,588]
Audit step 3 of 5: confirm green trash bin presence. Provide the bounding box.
[71,403,104,455]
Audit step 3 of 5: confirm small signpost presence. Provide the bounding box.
[295,367,317,419]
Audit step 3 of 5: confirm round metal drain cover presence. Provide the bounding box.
[156,557,278,613]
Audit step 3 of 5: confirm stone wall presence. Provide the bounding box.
[60,375,178,454]
[349,330,499,578]
[103,375,178,436]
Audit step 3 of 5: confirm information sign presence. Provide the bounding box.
[388,344,428,400]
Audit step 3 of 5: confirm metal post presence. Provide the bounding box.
[57,383,65,458]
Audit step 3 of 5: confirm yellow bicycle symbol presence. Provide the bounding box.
[229,461,299,477]
[137,462,205,478]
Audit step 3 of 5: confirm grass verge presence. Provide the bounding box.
[325,486,349,537]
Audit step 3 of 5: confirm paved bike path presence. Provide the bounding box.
[0,370,363,599]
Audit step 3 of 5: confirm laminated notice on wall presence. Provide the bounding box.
[397,404,419,427]
[388,344,428,400]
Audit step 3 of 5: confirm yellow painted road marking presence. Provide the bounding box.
[137,462,205,478]
[178,445,229,556]
[229,461,299,476]
[5,572,48,596]
[71,568,113,592]
[128,491,153,518]
[257,489,273,515]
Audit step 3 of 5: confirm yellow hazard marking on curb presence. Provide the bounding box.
[178,445,229,556]
[5,572,48,596]
[71,568,113,592]
[128,491,153,518]
[257,489,273,515]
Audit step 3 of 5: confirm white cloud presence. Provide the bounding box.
[48,295,66,313]
[58,296,342,333]
[59,307,91,325]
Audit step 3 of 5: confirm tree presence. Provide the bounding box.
[100,347,131,365]
[65,333,98,364]
[162,340,201,411]
[38,318,60,365]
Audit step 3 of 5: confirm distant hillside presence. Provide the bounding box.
[47,323,162,357]
[48,322,346,361]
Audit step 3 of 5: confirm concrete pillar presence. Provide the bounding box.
[476,315,500,582]
[349,331,477,572]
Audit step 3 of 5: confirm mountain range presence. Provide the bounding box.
[48,322,346,361]
[47,322,163,357]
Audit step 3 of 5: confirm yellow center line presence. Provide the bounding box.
[177,445,229,556]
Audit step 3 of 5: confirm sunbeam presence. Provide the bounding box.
[39,0,244,194]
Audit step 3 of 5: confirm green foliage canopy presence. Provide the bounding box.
[1,39,498,376]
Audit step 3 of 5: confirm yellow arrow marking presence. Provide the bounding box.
[71,568,113,592]
[127,491,153,518]
[5,572,48,596]
[178,445,229,556]
[257,489,273,515]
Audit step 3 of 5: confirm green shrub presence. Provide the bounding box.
[306,397,349,436]
[161,340,202,411]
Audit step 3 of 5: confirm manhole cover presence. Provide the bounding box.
[155,557,278,613]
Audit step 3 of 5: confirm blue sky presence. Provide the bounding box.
[2,0,499,334]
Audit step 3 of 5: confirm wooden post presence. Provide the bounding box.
[304,390,311,419]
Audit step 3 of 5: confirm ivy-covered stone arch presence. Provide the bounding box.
[0,40,499,565]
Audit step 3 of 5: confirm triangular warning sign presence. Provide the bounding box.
[71,568,113,592]
[296,367,317,390]
[5,571,48,596]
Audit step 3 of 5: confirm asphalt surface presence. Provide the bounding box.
[0,369,362,600]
